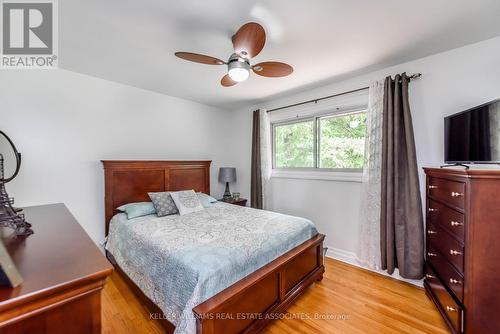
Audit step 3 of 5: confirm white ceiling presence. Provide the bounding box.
[60,0,500,110]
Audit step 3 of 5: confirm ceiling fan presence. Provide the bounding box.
[175,22,293,87]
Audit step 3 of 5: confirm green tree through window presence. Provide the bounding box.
[319,113,366,168]
[273,111,366,169]
[274,120,314,168]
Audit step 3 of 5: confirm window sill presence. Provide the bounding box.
[271,170,363,183]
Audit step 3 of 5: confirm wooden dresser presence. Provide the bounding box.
[0,204,113,334]
[424,168,500,334]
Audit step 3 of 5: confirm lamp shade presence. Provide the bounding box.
[218,167,236,183]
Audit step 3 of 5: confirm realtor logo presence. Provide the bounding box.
[1,0,58,68]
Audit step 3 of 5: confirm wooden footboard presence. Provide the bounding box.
[193,234,325,334]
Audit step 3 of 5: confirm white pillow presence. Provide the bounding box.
[170,190,204,215]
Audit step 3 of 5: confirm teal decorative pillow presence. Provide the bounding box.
[117,202,156,219]
[196,192,218,208]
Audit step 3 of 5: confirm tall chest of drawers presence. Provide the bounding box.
[423,168,500,334]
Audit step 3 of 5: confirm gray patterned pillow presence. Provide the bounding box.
[148,192,178,216]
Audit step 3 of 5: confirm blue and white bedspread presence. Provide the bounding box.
[105,202,317,334]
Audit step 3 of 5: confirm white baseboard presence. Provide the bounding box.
[326,246,423,287]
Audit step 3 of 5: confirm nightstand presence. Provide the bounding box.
[219,198,248,207]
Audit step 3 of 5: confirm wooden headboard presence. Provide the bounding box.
[102,160,211,235]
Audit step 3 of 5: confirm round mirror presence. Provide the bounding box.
[0,131,21,183]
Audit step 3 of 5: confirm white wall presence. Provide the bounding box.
[1,70,234,244]
[231,36,500,269]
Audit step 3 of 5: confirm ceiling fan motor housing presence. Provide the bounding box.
[228,53,251,72]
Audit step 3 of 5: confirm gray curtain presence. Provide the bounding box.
[251,110,263,209]
[380,73,424,279]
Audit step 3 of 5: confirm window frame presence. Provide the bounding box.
[271,107,367,173]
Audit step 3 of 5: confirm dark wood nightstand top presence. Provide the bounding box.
[219,198,248,207]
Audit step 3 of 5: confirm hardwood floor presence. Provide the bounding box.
[102,258,449,334]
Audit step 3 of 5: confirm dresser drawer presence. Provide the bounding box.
[427,243,464,302]
[425,265,463,334]
[428,199,465,243]
[427,222,464,273]
[428,177,465,210]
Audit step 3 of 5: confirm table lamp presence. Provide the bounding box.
[218,167,236,200]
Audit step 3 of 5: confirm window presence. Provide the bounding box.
[274,119,315,168]
[272,110,367,171]
[318,112,366,169]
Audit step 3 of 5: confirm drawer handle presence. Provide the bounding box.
[429,185,438,189]
[427,230,437,235]
[449,278,462,285]
[428,208,438,212]
[427,252,437,257]
[451,191,463,197]
[446,306,458,312]
[425,274,435,279]
[450,221,463,227]
[450,249,463,256]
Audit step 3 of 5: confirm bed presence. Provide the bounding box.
[102,160,325,334]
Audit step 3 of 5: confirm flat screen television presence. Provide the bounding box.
[445,99,500,164]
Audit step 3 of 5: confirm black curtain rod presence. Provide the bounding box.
[267,73,422,113]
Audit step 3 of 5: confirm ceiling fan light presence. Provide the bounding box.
[228,67,249,82]
[227,55,251,82]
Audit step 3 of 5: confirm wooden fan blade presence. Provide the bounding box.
[252,62,293,77]
[175,52,225,65]
[232,22,266,58]
[221,74,238,87]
